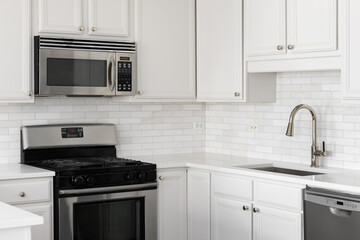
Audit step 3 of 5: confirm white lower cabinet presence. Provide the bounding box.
[18,203,52,240]
[212,196,252,240]
[160,169,304,240]
[0,177,53,240]
[157,169,187,240]
[253,204,302,240]
[188,170,210,240]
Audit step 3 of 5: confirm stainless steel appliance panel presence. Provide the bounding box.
[59,183,157,240]
[39,48,116,96]
[304,187,360,240]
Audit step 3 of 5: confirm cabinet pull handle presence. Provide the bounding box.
[287,45,295,50]
[159,176,164,180]
[27,92,33,97]
[78,26,84,31]
[138,91,144,95]
[19,192,26,197]
[91,27,97,32]
[234,92,240,97]
[243,206,249,211]
[277,45,283,50]
[253,207,260,213]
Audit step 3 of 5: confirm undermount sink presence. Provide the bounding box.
[236,165,325,177]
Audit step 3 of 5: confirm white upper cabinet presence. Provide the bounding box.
[245,0,286,57]
[245,0,338,58]
[38,0,83,35]
[0,0,33,103]
[287,0,337,54]
[35,0,133,40]
[136,0,196,99]
[196,0,243,101]
[343,0,360,103]
[88,0,129,37]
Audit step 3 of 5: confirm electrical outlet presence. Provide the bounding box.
[248,123,258,132]
[193,122,205,130]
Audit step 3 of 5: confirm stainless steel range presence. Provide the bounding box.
[20,124,157,240]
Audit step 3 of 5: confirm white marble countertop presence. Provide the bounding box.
[0,163,55,180]
[136,152,360,194]
[0,202,43,230]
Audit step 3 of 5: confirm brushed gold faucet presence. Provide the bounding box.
[285,104,326,168]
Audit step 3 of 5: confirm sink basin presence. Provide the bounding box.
[249,166,324,176]
[236,164,325,176]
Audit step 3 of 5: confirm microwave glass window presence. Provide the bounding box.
[73,198,145,240]
[47,58,107,87]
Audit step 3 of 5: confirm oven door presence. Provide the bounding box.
[38,49,116,96]
[58,183,157,240]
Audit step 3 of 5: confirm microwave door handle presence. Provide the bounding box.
[108,56,116,92]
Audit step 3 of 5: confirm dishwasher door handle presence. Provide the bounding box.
[329,207,352,218]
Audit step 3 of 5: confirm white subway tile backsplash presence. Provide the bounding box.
[2,70,360,169]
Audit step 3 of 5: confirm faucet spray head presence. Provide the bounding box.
[285,121,294,137]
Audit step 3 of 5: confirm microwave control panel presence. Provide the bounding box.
[118,62,132,92]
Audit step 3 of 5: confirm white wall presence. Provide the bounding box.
[206,70,360,169]
[0,99,205,163]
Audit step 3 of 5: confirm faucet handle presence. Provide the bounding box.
[315,141,326,157]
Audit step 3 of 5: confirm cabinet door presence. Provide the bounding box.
[0,0,33,103]
[245,0,286,56]
[158,169,187,240]
[197,0,243,101]
[136,0,196,99]
[88,0,130,37]
[287,0,337,54]
[253,205,301,240]
[343,0,360,101]
[211,197,252,240]
[38,0,83,34]
[188,170,210,240]
[19,204,53,240]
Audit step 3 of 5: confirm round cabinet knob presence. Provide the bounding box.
[73,176,85,186]
[19,192,26,198]
[27,92,33,97]
[91,27,97,32]
[137,91,143,95]
[159,176,165,181]
[277,45,284,51]
[288,45,295,50]
[234,92,240,97]
[243,205,249,211]
[253,207,260,213]
[78,26,84,31]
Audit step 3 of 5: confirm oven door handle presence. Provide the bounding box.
[59,182,157,196]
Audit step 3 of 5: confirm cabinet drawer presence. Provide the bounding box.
[0,179,52,205]
[254,180,303,211]
[212,173,252,201]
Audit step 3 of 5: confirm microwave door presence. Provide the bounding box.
[38,49,116,96]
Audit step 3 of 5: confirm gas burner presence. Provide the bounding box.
[40,159,104,170]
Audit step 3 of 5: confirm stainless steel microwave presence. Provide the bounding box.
[34,36,136,97]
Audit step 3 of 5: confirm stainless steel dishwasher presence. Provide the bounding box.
[304,187,360,240]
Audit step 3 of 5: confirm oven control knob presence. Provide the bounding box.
[73,176,85,186]
[86,176,95,185]
[124,172,134,182]
[137,172,146,182]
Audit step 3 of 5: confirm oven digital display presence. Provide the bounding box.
[61,128,83,138]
